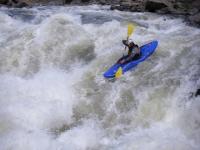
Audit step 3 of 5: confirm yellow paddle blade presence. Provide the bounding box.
[127,23,135,38]
[115,67,123,78]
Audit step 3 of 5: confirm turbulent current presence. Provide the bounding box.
[0,5,200,150]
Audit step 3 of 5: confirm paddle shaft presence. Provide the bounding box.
[124,36,129,51]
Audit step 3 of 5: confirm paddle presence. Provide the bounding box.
[115,23,135,79]
[127,23,135,39]
[115,67,122,78]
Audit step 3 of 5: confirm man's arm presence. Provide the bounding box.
[122,40,129,47]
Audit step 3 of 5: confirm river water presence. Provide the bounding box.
[0,5,200,150]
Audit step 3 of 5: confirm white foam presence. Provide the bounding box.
[0,5,200,150]
[56,120,104,150]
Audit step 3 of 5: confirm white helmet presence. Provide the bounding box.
[128,39,135,45]
[128,39,133,43]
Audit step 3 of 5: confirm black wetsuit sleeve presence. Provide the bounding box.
[122,40,129,47]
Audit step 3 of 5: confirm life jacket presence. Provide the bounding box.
[128,44,139,56]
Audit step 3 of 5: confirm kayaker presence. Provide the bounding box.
[119,39,140,64]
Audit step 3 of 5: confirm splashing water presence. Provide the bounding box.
[0,5,200,150]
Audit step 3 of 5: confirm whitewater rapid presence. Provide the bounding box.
[0,5,200,150]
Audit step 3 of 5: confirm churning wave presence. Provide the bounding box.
[0,5,200,150]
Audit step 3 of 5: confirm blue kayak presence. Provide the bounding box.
[103,40,158,78]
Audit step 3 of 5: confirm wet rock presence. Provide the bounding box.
[189,13,200,27]
[99,0,106,5]
[5,0,28,8]
[145,0,168,13]
[26,0,65,5]
[12,0,17,3]
[81,0,90,3]
[110,5,121,11]
[65,0,73,4]
[192,0,200,11]
[15,2,28,8]
[1,0,65,7]
[195,89,200,97]
[0,0,28,7]
[111,1,145,12]
[0,0,8,5]
[130,2,144,12]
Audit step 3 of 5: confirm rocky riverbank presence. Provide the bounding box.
[109,0,200,27]
[0,0,200,26]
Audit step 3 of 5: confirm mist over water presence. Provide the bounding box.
[0,5,200,150]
